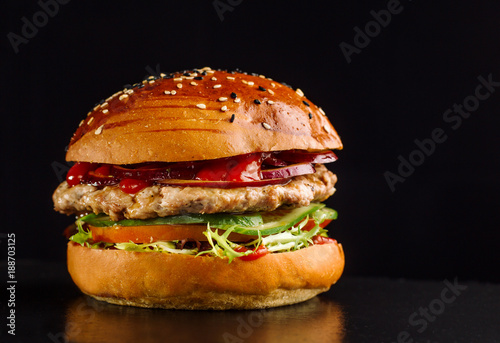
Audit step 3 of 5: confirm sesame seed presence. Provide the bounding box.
[254,99,261,105]
[262,122,271,130]
[196,104,206,109]
[319,107,326,115]
[242,80,248,85]
[234,98,241,103]
[268,89,275,95]
[93,105,100,111]
[221,105,228,112]
[184,76,194,80]
[190,81,198,86]
[138,84,145,89]
[87,117,94,125]
[183,72,191,77]
[267,100,274,104]
[79,120,84,127]
[259,75,266,78]
[211,77,217,81]
[308,113,312,119]
[296,88,304,97]
[206,70,215,74]
[218,97,228,102]
[164,90,171,95]
[230,114,235,122]
[95,125,104,135]
[160,73,166,77]
[258,86,266,91]
[103,109,109,114]
[271,83,276,88]
[101,102,109,108]
[213,84,221,89]
[119,94,128,101]
[230,92,237,99]
[303,100,310,107]
[323,125,331,133]
[176,83,183,89]
[171,90,177,95]
[248,81,254,86]
[226,76,235,80]
[126,89,134,95]
[173,77,183,82]
[148,80,155,84]
[201,66,211,71]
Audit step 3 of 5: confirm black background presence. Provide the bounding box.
[1,0,499,282]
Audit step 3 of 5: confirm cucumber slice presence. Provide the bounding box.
[229,203,326,236]
[80,212,263,228]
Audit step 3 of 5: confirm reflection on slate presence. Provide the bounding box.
[64,295,345,343]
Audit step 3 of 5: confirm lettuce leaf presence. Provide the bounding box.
[114,241,198,255]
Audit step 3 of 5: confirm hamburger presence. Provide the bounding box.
[53,67,344,310]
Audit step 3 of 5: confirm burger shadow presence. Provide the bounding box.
[64,294,346,343]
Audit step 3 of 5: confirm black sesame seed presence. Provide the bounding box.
[230,92,237,99]
[132,83,140,88]
[303,100,310,107]
[281,82,293,89]
[183,72,191,76]
[123,84,132,89]
[258,86,266,91]
[251,73,259,77]
[194,76,203,80]
[99,99,105,104]
[254,99,261,105]
[138,84,145,89]
[201,71,207,76]
[230,114,235,123]
[308,112,313,119]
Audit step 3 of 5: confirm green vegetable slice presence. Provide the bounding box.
[229,203,329,236]
[80,212,263,228]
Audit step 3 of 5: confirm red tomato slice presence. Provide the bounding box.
[301,219,332,231]
[87,224,257,244]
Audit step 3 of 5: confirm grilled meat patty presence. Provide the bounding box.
[53,164,336,221]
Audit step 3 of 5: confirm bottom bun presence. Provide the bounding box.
[67,242,344,310]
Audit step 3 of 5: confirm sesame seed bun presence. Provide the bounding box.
[67,241,345,310]
[66,67,342,164]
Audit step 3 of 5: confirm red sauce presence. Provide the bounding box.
[195,153,261,182]
[234,245,269,261]
[119,179,152,194]
[66,162,96,187]
[312,235,337,245]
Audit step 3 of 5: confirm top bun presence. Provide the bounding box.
[66,67,343,164]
